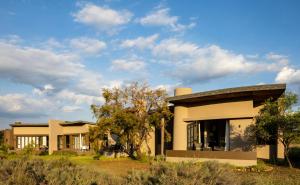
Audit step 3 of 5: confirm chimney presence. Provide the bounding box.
[174,87,192,96]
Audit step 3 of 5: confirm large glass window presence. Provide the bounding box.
[187,122,200,150]
[16,136,48,149]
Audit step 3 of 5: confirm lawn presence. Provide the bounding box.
[34,155,300,181]
[1,154,300,184]
[34,155,150,176]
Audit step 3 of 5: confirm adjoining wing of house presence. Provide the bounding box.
[163,83,286,166]
[6,120,96,154]
[2,83,286,166]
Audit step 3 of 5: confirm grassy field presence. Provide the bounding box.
[2,154,300,184]
[33,155,150,176]
[33,155,300,177]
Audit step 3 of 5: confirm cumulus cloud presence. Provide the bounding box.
[69,37,106,55]
[0,41,83,89]
[110,59,146,72]
[120,34,159,49]
[275,66,300,84]
[138,8,195,32]
[56,90,104,105]
[0,36,115,119]
[152,38,198,58]
[150,38,287,84]
[33,84,55,96]
[0,93,53,118]
[61,105,82,113]
[73,3,132,33]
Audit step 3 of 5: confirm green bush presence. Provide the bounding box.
[0,157,123,185]
[93,154,101,160]
[52,150,78,157]
[289,147,300,160]
[126,161,240,185]
[1,157,299,185]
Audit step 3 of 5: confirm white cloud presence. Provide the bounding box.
[69,37,106,55]
[73,3,132,33]
[275,66,300,84]
[151,38,286,84]
[61,105,82,113]
[33,84,55,96]
[0,36,119,119]
[138,8,195,32]
[0,93,53,118]
[154,84,180,96]
[110,59,146,72]
[152,38,198,58]
[120,34,159,49]
[0,40,83,89]
[56,90,104,105]
[44,38,64,49]
[75,72,104,96]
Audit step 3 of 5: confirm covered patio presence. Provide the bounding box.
[187,119,230,151]
[57,133,90,151]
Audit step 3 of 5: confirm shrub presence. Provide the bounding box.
[93,154,101,160]
[52,150,78,157]
[0,157,123,185]
[126,161,241,185]
[289,147,300,161]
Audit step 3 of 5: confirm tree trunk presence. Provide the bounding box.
[135,147,143,160]
[283,143,293,168]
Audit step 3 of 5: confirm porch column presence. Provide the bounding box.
[225,120,230,151]
[79,133,82,150]
[204,122,208,148]
[173,88,192,150]
[161,118,165,155]
[198,122,201,144]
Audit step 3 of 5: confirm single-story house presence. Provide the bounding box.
[3,83,286,166]
[6,120,96,154]
[164,83,286,166]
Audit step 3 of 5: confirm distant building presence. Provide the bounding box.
[9,120,95,154]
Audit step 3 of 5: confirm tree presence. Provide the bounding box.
[90,82,172,159]
[254,92,300,168]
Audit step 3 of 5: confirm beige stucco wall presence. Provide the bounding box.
[140,129,156,156]
[48,120,64,154]
[186,100,255,121]
[13,127,49,135]
[230,119,255,151]
[62,125,90,134]
[173,105,189,150]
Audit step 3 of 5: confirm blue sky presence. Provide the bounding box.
[0,0,300,128]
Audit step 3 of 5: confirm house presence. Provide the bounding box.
[165,83,286,166]
[7,120,96,154]
[2,83,286,166]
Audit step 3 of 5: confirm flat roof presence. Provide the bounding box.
[10,123,48,127]
[167,84,286,104]
[10,120,95,127]
[60,120,95,126]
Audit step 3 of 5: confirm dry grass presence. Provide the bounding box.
[1,154,300,185]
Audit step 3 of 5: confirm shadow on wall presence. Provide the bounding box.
[230,123,256,152]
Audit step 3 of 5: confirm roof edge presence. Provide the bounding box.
[167,83,286,103]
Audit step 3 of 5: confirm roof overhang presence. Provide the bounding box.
[167,84,286,104]
[10,123,48,127]
[59,120,95,126]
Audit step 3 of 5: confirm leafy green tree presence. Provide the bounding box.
[90,82,172,159]
[255,92,300,168]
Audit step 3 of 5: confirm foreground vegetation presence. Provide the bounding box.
[0,156,300,185]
